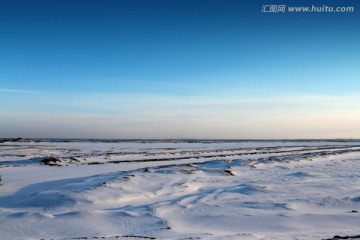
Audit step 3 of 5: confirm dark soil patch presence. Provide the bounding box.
[41,157,62,166]
[224,169,235,176]
[324,235,360,240]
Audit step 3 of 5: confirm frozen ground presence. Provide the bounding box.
[0,139,360,240]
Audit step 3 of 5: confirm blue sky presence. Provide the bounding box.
[1,0,359,138]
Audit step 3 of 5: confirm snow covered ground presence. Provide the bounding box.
[1,139,360,240]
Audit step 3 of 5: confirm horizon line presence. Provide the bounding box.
[1,137,359,142]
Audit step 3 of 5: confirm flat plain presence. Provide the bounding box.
[1,139,360,240]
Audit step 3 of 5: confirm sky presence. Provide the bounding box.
[0,0,359,139]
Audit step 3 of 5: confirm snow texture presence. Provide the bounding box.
[1,139,360,239]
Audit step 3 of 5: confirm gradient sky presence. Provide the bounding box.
[1,0,360,139]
